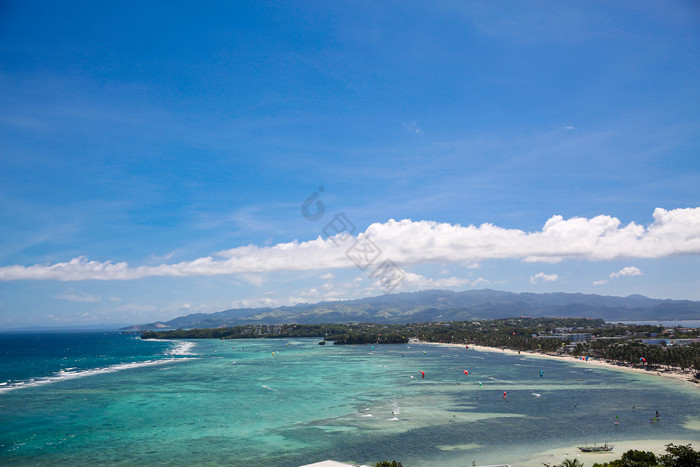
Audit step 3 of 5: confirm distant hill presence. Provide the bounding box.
[122,289,700,330]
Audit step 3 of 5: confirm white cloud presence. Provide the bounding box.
[471,277,491,287]
[609,266,643,278]
[226,296,310,309]
[302,288,320,298]
[240,273,265,287]
[319,272,335,280]
[530,272,559,284]
[1,207,698,281]
[397,271,472,290]
[593,279,609,286]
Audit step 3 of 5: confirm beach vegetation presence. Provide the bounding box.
[561,459,584,467]
[140,318,700,371]
[658,443,700,466]
[591,443,699,467]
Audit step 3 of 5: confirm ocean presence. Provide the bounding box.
[617,320,700,329]
[1,332,699,466]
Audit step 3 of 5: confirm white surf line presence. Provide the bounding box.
[0,357,194,394]
[162,340,197,356]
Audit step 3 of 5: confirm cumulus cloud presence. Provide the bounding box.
[530,272,559,284]
[302,288,320,298]
[593,279,609,286]
[609,266,643,278]
[225,296,311,309]
[471,277,491,287]
[1,207,699,281]
[397,271,472,289]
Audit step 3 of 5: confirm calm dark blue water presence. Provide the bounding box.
[0,332,180,391]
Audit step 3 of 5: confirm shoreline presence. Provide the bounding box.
[517,438,698,467]
[420,341,700,387]
[417,340,698,465]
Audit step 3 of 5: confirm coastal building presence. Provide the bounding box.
[642,337,700,346]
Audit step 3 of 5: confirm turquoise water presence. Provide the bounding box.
[1,333,699,466]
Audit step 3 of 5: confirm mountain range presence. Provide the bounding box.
[122,289,700,330]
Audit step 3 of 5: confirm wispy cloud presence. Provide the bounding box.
[0,207,698,281]
[395,271,471,290]
[55,291,101,302]
[402,121,423,135]
[240,273,265,287]
[530,272,559,285]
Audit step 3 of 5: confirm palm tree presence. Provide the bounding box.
[560,459,583,467]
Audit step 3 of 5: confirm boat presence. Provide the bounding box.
[578,442,614,452]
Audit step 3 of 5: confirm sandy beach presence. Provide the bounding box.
[518,438,698,467]
[421,341,700,387]
[418,340,699,465]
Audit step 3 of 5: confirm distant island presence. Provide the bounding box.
[142,317,700,376]
[141,322,409,345]
[123,289,700,331]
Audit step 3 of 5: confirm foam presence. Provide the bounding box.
[0,357,191,394]
[164,340,197,356]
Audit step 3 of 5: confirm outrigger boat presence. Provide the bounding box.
[578,442,614,452]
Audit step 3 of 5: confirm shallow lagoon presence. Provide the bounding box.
[1,334,699,466]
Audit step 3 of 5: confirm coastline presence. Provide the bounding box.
[418,340,698,465]
[420,341,700,387]
[517,438,698,467]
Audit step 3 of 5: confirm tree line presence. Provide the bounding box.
[139,317,700,372]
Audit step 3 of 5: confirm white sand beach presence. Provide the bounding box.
[518,438,698,467]
[416,341,699,465]
[423,341,699,387]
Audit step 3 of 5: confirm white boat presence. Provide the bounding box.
[578,442,614,452]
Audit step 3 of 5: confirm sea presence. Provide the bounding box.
[1,332,699,466]
[616,320,700,328]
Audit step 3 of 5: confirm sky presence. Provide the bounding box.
[0,1,699,329]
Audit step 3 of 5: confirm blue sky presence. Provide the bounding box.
[1,1,699,328]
